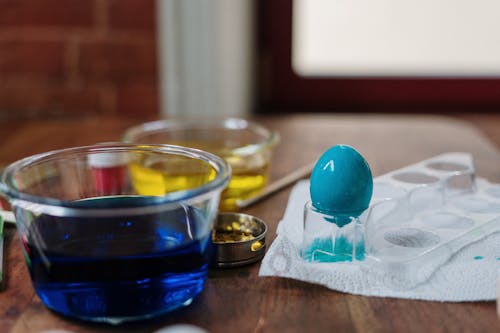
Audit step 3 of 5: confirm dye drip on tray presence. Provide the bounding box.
[301,145,373,262]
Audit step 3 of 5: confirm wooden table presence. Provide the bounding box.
[0,114,499,333]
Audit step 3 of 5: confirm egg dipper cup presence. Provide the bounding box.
[301,145,373,263]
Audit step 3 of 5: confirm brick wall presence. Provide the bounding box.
[0,0,158,119]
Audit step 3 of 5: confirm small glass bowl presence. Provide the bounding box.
[0,143,230,324]
[122,118,279,211]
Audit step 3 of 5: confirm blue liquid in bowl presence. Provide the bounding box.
[22,197,212,324]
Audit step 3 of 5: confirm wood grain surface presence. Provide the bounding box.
[0,113,499,333]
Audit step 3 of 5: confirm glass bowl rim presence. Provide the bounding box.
[0,143,231,214]
[122,118,279,156]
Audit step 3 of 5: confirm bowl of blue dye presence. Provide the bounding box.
[0,143,230,324]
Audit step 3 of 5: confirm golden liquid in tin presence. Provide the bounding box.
[129,143,269,211]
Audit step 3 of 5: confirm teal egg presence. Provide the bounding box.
[310,145,373,216]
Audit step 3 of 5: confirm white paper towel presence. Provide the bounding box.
[259,180,500,301]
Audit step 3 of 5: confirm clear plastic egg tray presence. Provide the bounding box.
[363,153,500,287]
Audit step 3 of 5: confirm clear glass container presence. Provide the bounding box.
[0,143,230,324]
[301,201,365,263]
[123,118,279,210]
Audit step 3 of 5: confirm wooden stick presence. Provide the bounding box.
[236,162,314,209]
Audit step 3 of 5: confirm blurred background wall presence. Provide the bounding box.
[0,0,158,119]
[2,0,498,120]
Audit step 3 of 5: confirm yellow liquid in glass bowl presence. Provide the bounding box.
[129,142,271,211]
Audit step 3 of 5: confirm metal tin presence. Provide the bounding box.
[212,212,267,268]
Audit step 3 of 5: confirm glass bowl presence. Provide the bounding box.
[123,118,279,211]
[0,143,230,324]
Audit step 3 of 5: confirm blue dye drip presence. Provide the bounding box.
[334,235,365,261]
[474,255,484,260]
[323,214,353,228]
[302,235,364,262]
